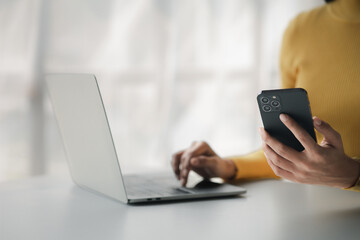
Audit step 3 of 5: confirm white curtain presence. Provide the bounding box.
[0,0,323,181]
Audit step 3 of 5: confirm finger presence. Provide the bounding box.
[190,156,220,179]
[171,150,184,180]
[266,155,296,181]
[313,116,343,149]
[259,127,301,163]
[190,156,217,168]
[179,152,197,186]
[263,143,296,173]
[181,156,216,186]
[180,141,213,183]
[181,168,190,186]
[279,114,317,151]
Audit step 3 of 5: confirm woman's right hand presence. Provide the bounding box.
[171,141,237,186]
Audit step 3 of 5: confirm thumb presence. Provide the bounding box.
[313,116,343,149]
[190,156,218,168]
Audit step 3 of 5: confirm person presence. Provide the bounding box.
[171,0,360,191]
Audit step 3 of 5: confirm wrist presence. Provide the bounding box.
[222,158,238,181]
[342,157,360,188]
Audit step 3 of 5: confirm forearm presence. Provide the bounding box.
[228,149,280,180]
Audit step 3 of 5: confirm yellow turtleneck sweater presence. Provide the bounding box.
[230,0,360,191]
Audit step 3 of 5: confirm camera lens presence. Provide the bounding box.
[262,105,271,112]
[271,100,280,107]
[261,97,269,104]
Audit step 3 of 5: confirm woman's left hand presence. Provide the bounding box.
[260,114,360,188]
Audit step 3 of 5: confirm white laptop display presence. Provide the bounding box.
[46,74,246,204]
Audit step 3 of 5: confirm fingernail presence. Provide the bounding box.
[314,118,321,126]
[280,114,287,122]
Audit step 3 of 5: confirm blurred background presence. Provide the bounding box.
[0,0,323,182]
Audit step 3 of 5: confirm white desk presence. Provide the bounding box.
[1,176,360,240]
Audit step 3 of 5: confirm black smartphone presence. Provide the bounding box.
[257,88,316,152]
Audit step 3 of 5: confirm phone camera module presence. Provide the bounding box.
[261,97,269,104]
[262,105,271,112]
[271,100,280,107]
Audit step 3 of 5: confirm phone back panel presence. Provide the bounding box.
[257,88,316,152]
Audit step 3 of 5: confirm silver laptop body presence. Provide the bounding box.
[46,74,246,204]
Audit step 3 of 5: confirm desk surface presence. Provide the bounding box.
[1,176,360,240]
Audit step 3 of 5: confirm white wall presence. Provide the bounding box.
[0,0,323,181]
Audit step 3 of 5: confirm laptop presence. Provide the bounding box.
[46,74,246,204]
